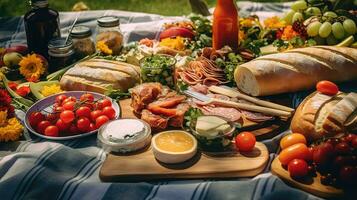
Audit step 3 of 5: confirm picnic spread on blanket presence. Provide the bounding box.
[0,0,356,199]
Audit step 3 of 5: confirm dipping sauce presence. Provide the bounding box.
[155,131,194,152]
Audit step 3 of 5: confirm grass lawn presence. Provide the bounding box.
[0,0,291,17]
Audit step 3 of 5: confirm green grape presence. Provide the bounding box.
[292,12,304,23]
[323,11,338,18]
[305,7,321,17]
[283,10,296,25]
[326,34,338,45]
[332,22,345,40]
[314,36,326,45]
[291,1,308,11]
[319,22,332,38]
[307,21,322,37]
[343,19,357,35]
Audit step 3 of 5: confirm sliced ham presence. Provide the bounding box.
[241,110,274,123]
[189,83,209,94]
[201,106,242,122]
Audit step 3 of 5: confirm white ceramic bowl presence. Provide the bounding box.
[152,130,197,164]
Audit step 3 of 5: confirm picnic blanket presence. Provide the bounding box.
[0,1,355,200]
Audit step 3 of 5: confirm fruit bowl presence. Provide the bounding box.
[24,91,120,140]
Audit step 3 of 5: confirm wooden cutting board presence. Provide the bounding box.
[271,157,343,198]
[119,99,289,140]
[100,142,269,182]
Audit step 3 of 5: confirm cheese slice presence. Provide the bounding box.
[196,116,230,137]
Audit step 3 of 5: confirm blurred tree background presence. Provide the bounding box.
[0,0,293,17]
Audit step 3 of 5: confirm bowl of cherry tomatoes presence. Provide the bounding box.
[25,91,120,140]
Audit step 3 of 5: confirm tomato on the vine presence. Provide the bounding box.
[235,132,256,152]
[60,110,75,123]
[77,117,91,132]
[89,123,96,132]
[44,125,59,137]
[102,106,116,119]
[76,106,91,118]
[97,99,112,109]
[80,93,94,103]
[288,159,308,179]
[316,80,339,95]
[28,112,45,128]
[62,96,76,105]
[68,124,78,135]
[63,101,76,110]
[56,119,71,132]
[90,110,103,121]
[55,94,67,104]
[95,115,109,129]
[37,120,51,134]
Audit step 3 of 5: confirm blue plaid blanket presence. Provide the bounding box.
[0,1,354,200]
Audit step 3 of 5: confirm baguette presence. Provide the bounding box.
[60,59,140,93]
[234,46,357,96]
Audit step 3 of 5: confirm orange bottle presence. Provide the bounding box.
[212,0,239,51]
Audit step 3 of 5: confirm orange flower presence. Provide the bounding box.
[281,25,299,40]
[264,16,285,29]
[19,54,46,82]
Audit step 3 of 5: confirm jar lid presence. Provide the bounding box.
[70,25,92,38]
[97,16,120,27]
[97,119,151,153]
[48,38,73,55]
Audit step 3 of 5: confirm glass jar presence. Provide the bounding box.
[96,16,124,55]
[70,25,95,59]
[48,38,75,73]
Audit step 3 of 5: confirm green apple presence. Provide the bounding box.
[3,52,22,68]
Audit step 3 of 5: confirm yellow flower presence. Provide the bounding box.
[0,117,23,142]
[240,18,254,28]
[19,54,45,82]
[239,30,246,41]
[264,16,285,29]
[40,84,63,97]
[96,41,113,55]
[159,36,186,51]
[0,110,7,127]
[281,25,299,40]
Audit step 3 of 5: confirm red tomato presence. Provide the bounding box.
[76,106,91,118]
[97,99,112,109]
[102,106,116,119]
[68,124,78,135]
[54,106,64,113]
[76,117,91,132]
[55,119,71,132]
[316,81,339,95]
[80,93,94,103]
[89,123,96,132]
[44,125,59,137]
[55,94,67,104]
[60,110,75,123]
[63,101,76,110]
[62,96,76,105]
[37,120,51,134]
[95,115,109,129]
[288,159,309,179]
[28,112,45,128]
[90,110,103,122]
[235,132,256,152]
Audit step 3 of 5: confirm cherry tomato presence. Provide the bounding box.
[280,133,307,149]
[95,115,109,129]
[90,110,103,122]
[63,101,76,110]
[60,110,75,124]
[89,123,96,132]
[77,117,91,132]
[55,94,67,104]
[46,113,59,123]
[102,106,116,119]
[37,120,51,134]
[44,125,59,137]
[279,143,309,165]
[235,132,256,152]
[97,99,112,109]
[76,106,91,118]
[316,80,339,95]
[54,106,64,113]
[55,119,71,132]
[80,93,94,103]
[288,159,309,179]
[28,112,45,128]
[62,96,76,105]
[68,124,78,135]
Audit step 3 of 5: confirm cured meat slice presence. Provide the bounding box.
[130,83,162,113]
[201,106,242,122]
[169,103,190,127]
[241,110,274,123]
[189,83,209,94]
[141,109,168,130]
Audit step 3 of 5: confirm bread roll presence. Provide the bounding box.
[234,46,357,96]
[60,59,140,93]
[291,91,357,141]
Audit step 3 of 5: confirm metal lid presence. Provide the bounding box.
[97,119,152,153]
[48,38,73,55]
[97,16,120,27]
[70,25,92,38]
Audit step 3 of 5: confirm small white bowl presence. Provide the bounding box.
[152,130,197,164]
